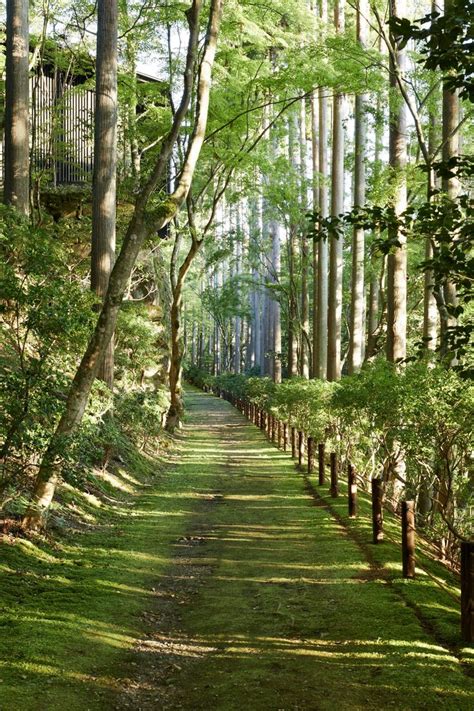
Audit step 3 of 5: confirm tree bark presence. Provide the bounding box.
[23,0,222,530]
[166,234,202,432]
[299,98,310,378]
[91,0,118,390]
[327,0,345,382]
[316,84,329,379]
[439,0,460,360]
[386,0,407,364]
[4,0,30,215]
[348,0,368,374]
[311,90,319,378]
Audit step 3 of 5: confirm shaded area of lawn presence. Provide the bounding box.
[0,386,472,710]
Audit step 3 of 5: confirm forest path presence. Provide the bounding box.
[118,386,472,711]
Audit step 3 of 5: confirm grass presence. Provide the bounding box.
[0,385,472,710]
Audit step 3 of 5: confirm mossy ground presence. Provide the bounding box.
[0,386,472,710]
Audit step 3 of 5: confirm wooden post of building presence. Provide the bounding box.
[291,427,296,458]
[318,443,325,485]
[348,462,357,518]
[307,436,314,474]
[283,423,288,452]
[461,541,474,643]
[330,452,338,497]
[371,478,384,543]
[401,500,416,578]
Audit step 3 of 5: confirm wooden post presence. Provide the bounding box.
[307,436,314,474]
[330,452,338,497]
[283,423,288,452]
[318,443,325,485]
[461,541,474,643]
[371,478,384,543]
[401,500,416,578]
[291,427,296,458]
[298,432,304,467]
[348,462,357,518]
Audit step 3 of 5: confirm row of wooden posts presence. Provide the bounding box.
[202,384,473,643]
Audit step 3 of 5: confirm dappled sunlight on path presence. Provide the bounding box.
[118,388,474,711]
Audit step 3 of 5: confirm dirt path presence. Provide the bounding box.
[118,388,473,711]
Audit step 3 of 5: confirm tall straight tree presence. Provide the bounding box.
[91,0,118,390]
[287,111,299,377]
[4,0,29,215]
[316,8,329,380]
[310,89,319,378]
[348,0,369,374]
[327,0,345,381]
[439,0,460,359]
[386,0,407,364]
[299,98,310,378]
[23,0,222,530]
[423,2,440,351]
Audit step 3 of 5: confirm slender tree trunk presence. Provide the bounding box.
[234,205,242,374]
[311,90,319,378]
[327,0,345,382]
[423,47,439,350]
[91,0,118,390]
[348,0,368,374]
[316,84,329,379]
[271,219,282,382]
[386,0,407,364]
[299,98,310,378]
[23,0,222,530]
[287,225,299,376]
[366,252,381,358]
[287,112,299,377]
[166,236,202,431]
[4,0,29,215]
[439,0,459,360]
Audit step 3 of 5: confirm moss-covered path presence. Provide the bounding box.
[119,388,473,710]
[1,386,472,710]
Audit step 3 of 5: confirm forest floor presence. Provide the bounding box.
[0,386,473,710]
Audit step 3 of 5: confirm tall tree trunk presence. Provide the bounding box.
[271,219,282,383]
[311,90,319,378]
[91,0,118,390]
[23,0,222,530]
[4,0,29,215]
[316,83,329,379]
[287,112,299,377]
[234,205,242,374]
[348,0,368,374]
[287,225,299,376]
[166,235,202,432]
[327,0,345,382]
[299,98,310,378]
[439,0,460,360]
[423,40,439,350]
[386,0,407,364]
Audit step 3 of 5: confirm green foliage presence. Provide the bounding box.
[391,0,474,101]
[0,206,96,501]
[186,362,473,550]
